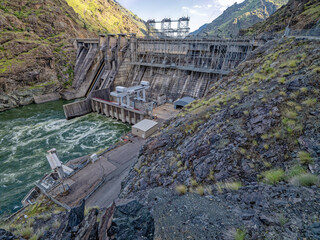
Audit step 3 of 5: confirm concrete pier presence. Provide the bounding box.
[63,99,92,120]
[91,98,146,124]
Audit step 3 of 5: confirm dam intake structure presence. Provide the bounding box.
[63,33,264,122]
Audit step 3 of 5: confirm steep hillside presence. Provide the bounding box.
[120,37,320,238]
[0,0,94,111]
[0,0,146,112]
[193,0,288,37]
[65,0,147,35]
[242,0,320,36]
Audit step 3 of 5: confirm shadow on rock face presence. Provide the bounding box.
[107,200,154,240]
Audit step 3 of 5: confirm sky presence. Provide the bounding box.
[116,0,245,32]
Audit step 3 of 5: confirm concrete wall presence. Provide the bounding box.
[63,99,92,119]
[34,93,60,104]
[113,64,215,102]
[112,37,254,103]
[91,88,111,100]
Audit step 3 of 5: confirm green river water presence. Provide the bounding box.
[0,100,130,216]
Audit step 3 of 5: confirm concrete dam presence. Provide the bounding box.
[63,34,263,122]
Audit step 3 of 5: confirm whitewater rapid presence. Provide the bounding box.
[0,100,130,215]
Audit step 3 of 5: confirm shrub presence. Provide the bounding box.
[289,60,297,68]
[274,131,281,139]
[286,164,306,179]
[300,87,308,93]
[286,101,297,107]
[15,227,33,239]
[279,91,287,97]
[278,77,286,84]
[279,215,288,226]
[290,174,319,187]
[216,181,242,192]
[196,186,205,196]
[190,179,198,187]
[289,91,299,99]
[265,67,274,74]
[177,161,183,167]
[224,181,242,191]
[30,235,38,240]
[254,73,265,81]
[239,148,246,155]
[295,105,302,111]
[134,167,141,175]
[35,227,45,239]
[263,169,285,184]
[302,98,317,107]
[298,151,313,164]
[177,167,184,173]
[312,66,320,73]
[37,213,51,221]
[263,161,272,168]
[282,117,296,127]
[84,206,99,216]
[176,185,187,195]
[242,86,249,93]
[207,170,215,181]
[284,110,297,119]
[235,228,246,240]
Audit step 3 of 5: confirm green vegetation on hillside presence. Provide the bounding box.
[194,0,288,37]
[0,0,146,99]
[65,0,147,35]
[242,0,320,36]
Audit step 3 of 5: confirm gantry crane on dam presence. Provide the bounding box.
[146,17,190,38]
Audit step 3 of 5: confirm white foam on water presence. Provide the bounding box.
[0,101,130,214]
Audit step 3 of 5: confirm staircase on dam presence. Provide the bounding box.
[62,34,264,121]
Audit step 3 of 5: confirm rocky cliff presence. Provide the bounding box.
[0,197,154,240]
[193,0,288,37]
[0,0,146,112]
[241,0,320,36]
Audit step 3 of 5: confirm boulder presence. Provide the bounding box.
[107,200,154,240]
[66,199,85,232]
[0,229,15,240]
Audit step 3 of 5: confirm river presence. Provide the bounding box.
[0,100,130,215]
